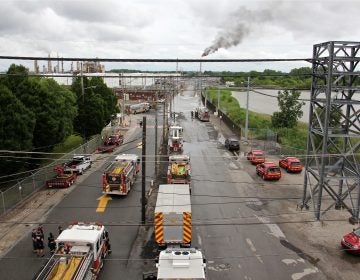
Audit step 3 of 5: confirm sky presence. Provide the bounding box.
[0,0,359,72]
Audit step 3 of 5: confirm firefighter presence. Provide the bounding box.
[35,227,45,257]
[48,232,56,254]
[31,229,37,253]
[58,226,63,236]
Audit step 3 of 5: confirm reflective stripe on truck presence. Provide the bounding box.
[183,212,192,243]
[155,212,164,244]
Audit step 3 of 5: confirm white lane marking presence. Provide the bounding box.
[282,259,298,266]
[291,268,319,280]
[255,215,286,239]
[245,238,263,263]
[197,234,202,246]
[297,258,305,263]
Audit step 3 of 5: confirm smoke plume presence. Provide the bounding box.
[202,23,249,57]
[201,5,275,57]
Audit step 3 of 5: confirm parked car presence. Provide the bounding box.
[256,162,281,180]
[225,138,240,151]
[341,227,360,255]
[279,156,303,173]
[247,149,266,164]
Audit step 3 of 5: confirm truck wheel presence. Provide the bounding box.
[67,182,71,188]
[262,174,266,180]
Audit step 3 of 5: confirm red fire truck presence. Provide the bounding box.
[102,154,140,195]
[34,222,111,280]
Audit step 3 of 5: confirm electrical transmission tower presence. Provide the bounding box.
[300,41,360,222]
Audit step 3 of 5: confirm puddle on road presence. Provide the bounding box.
[207,262,232,272]
[141,230,158,261]
[246,199,268,211]
[280,239,320,266]
[207,125,219,140]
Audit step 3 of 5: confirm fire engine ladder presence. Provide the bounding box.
[34,254,61,280]
[72,251,94,280]
[34,251,93,280]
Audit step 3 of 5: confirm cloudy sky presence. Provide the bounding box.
[0,0,359,72]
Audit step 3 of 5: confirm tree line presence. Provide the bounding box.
[0,64,119,179]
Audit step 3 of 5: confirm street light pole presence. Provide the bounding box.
[245,76,250,142]
[217,87,220,115]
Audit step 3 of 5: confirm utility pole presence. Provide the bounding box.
[155,89,158,182]
[121,73,126,125]
[245,76,250,142]
[80,62,86,143]
[141,116,146,224]
[217,87,220,115]
[162,83,166,151]
[80,62,85,103]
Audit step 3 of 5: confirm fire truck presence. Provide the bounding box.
[168,125,184,154]
[102,154,140,195]
[154,184,192,249]
[45,166,77,188]
[34,222,111,280]
[167,155,191,193]
[143,248,207,280]
[195,107,210,122]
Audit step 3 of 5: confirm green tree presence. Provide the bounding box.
[72,77,119,139]
[1,64,28,93]
[0,85,35,176]
[15,77,77,150]
[271,90,305,128]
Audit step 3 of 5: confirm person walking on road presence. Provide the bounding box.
[48,233,56,254]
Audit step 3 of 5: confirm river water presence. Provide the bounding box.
[231,89,311,123]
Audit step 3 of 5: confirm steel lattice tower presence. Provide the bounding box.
[300,41,360,222]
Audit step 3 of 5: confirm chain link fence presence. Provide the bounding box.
[0,134,105,216]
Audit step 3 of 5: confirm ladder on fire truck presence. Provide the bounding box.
[34,250,94,280]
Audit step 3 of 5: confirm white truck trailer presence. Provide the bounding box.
[154,184,191,248]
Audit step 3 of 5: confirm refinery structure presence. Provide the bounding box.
[33,54,105,74]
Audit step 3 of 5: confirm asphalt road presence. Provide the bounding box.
[168,85,327,280]
[0,108,161,280]
[1,82,360,280]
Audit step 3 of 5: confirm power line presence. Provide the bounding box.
[0,56,312,63]
[0,217,353,227]
[0,247,350,262]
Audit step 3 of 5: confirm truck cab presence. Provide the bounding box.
[168,126,184,154]
[63,155,91,175]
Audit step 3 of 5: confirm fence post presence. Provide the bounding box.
[1,190,5,214]
[18,183,22,201]
[32,172,36,192]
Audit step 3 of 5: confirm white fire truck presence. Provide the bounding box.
[168,125,184,154]
[167,155,191,193]
[102,154,140,195]
[34,222,111,280]
[143,248,207,280]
